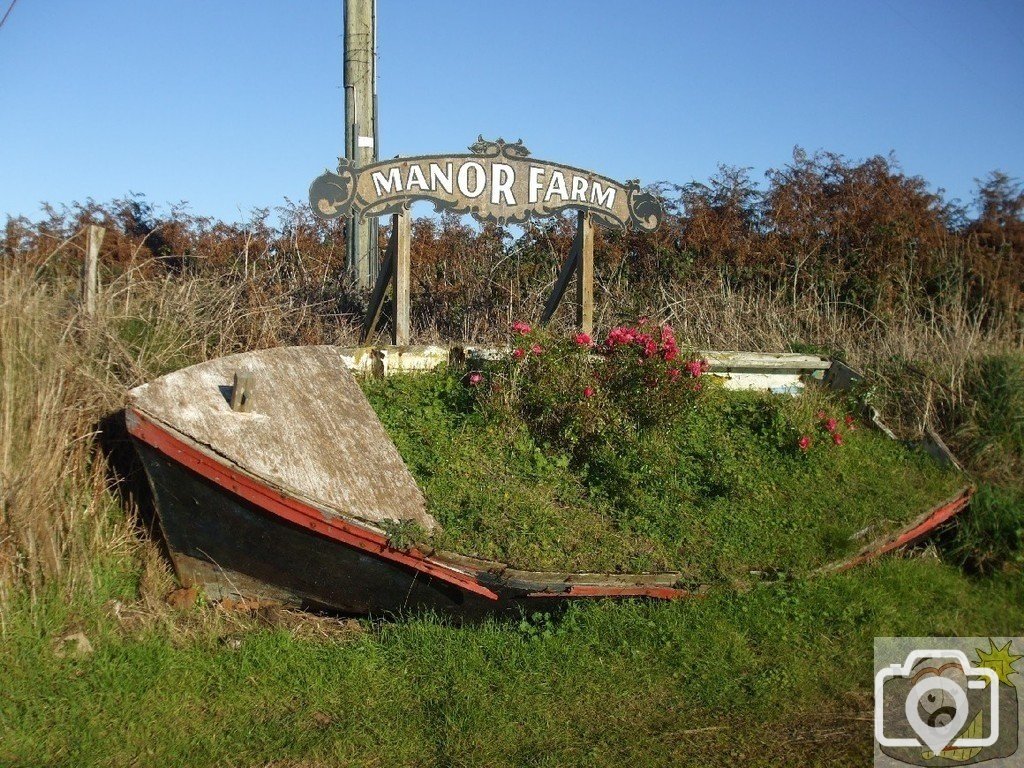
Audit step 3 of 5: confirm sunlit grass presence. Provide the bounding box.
[362,368,964,578]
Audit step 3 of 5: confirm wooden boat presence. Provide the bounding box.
[126,345,972,617]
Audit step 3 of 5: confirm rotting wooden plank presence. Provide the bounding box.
[128,345,436,532]
[704,351,831,371]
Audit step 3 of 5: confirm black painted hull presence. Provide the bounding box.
[135,441,524,617]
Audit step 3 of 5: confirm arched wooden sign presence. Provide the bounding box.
[308,137,663,345]
[309,137,663,231]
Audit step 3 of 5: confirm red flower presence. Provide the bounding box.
[511,320,532,336]
[531,344,543,355]
[832,432,844,446]
[574,332,593,347]
[666,367,681,381]
[816,410,827,420]
[583,386,594,398]
[798,435,812,452]
[684,360,707,378]
[468,372,483,386]
[605,326,637,348]
[512,347,526,359]
[844,414,856,430]
[824,417,838,433]
[628,332,657,358]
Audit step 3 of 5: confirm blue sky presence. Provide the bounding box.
[1,1,1022,223]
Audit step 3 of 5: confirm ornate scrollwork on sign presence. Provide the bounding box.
[309,160,356,219]
[467,136,531,159]
[308,137,663,232]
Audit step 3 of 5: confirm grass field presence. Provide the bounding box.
[1,560,1021,767]
[0,261,1021,767]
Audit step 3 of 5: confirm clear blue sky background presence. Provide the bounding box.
[1,1,1022,223]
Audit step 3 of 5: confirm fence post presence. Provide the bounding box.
[82,225,105,317]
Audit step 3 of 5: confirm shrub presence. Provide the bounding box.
[950,483,1024,575]
[958,353,1024,481]
[475,320,708,461]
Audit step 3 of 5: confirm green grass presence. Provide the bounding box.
[361,368,964,579]
[1,559,1021,767]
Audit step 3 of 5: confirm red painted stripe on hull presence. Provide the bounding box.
[832,489,974,573]
[126,408,501,601]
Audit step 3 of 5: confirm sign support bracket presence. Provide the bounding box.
[361,211,411,345]
[540,211,594,335]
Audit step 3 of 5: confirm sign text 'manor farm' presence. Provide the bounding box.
[309,137,663,231]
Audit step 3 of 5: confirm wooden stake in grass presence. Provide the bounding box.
[82,225,105,317]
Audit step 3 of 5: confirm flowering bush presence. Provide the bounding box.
[473,319,711,458]
[795,407,857,454]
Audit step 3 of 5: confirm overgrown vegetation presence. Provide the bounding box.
[0,155,1022,766]
[362,324,963,576]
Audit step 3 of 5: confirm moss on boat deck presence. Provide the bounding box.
[361,362,962,581]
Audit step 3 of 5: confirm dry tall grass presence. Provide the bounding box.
[0,244,1019,619]
[0,260,358,622]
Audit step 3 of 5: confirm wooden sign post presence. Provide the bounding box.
[361,211,411,345]
[540,212,594,335]
[311,137,662,344]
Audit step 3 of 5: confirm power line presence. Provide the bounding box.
[0,0,19,32]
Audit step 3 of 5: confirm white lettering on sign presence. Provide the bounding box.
[491,163,516,205]
[528,166,545,204]
[429,162,454,195]
[591,182,615,208]
[458,161,486,199]
[367,160,621,214]
[406,164,429,192]
[372,168,403,196]
[571,176,588,203]
[544,171,569,203]
[311,138,664,230]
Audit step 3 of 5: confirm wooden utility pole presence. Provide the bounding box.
[82,225,105,317]
[344,0,378,289]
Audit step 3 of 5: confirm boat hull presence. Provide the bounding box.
[125,345,973,618]
[135,439,520,617]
